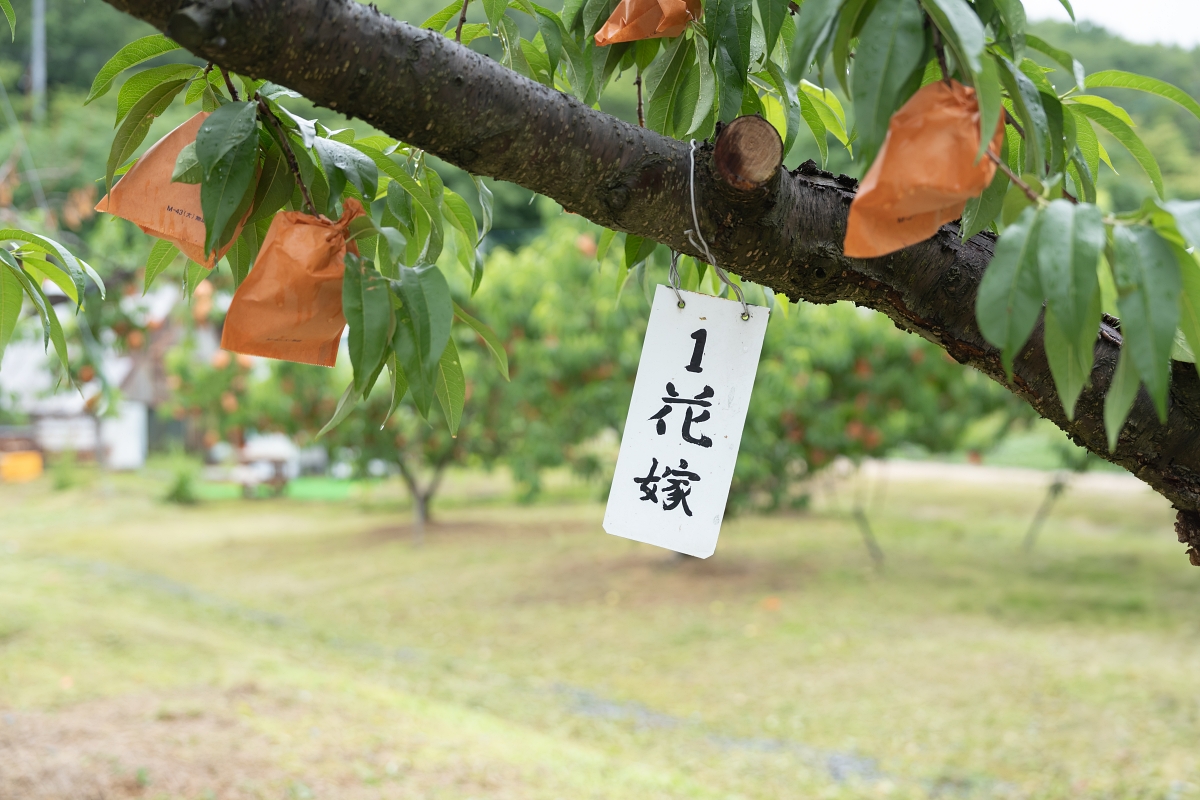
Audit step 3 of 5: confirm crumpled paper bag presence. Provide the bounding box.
[595,0,701,46]
[95,112,243,268]
[220,199,366,367]
[843,80,1006,258]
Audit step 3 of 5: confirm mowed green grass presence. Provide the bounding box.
[1,465,1198,799]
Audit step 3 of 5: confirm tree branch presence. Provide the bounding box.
[101,0,1200,544]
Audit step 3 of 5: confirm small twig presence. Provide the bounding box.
[455,0,469,42]
[987,149,1040,203]
[1004,108,1025,139]
[256,94,316,215]
[202,61,214,79]
[787,0,800,13]
[221,68,240,101]
[930,25,953,86]
[634,70,645,127]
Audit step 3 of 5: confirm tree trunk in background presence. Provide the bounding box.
[98,0,1200,560]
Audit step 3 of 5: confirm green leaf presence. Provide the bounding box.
[0,0,13,41]
[443,189,480,279]
[171,141,202,184]
[86,34,182,104]
[1043,293,1099,420]
[1069,101,1163,198]
[1068,94,1135,127]
[998,56,1049,176]
[184,260,209,299]
[851,0,926,169]
[454,300,510,379]
[796,90,829,165]
[314,136,378,202]
[434,338,466,436]
[831,0,874,94]
[422,0,464,31]
[789,0,842,79]
[708,0,754,122]
[317,380,359,438]
[115,64,200,126]
[596,227,616,262]
[143,239,180,294]
[1026,34,1084,91]
[195,101,259,256]
[691,35,718,137]
[1085,69,1200,125]
[1177,249,1200,381]
[383,353,411,425]
[762,62,800,158]
[975,51,1003,162]
[8,263,68,374]
[1054,0,1075,21]
[393,265,453,418]
[351,143,444,243]
[976,205,1043,378]
[226,218,269,288]
[484,0,507,28]
[1112,225,1180,420]
[247,138,295,224]
[1069,105,1100,179]
[991,0,1026,61]
[0,262,21,361]
[0,229,90,305]
[1104,348,1138,452]
[20,257,78,304]
[645,36,700,138]
[624,234,658,269]
[105,77,188,193]
[920,0,984,76]
[278,106,317,149]
[1164,200,1200,252]
[344,254,394,395]
[472,175,494,238]
[1037,200,1104,343]
[801,80,850,146]
[533,9,564,75]
[758,0,788,62]
[961,157,1009,239]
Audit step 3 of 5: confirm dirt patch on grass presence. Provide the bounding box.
[0,685,526,800]
[525,549,818,607]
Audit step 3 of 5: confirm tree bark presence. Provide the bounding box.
[101,0,1200,554]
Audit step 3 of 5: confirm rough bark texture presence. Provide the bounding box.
[102,0,1200,549]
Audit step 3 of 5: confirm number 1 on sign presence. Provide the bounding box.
[686,329,706,373]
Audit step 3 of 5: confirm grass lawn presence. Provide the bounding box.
[1,463,1197,799]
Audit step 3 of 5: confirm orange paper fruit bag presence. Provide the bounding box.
[95,112,243,267]
[843,81,1006,259]
[595,0,701,45]
[220,199,366,368]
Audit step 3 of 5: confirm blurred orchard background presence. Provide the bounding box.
[2,1,1200,798]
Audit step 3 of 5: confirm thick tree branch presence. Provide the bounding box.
[102,0,1200,543]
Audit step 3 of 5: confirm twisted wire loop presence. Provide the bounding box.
[668,249,685,308]
[686,139,752,321]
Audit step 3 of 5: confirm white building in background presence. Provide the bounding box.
[0,284,183,470]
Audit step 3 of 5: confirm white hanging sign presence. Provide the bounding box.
[603,284,770,558]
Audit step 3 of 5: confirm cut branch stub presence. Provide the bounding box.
[713,116,783,191]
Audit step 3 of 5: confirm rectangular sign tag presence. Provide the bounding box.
[604,284,769,558]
